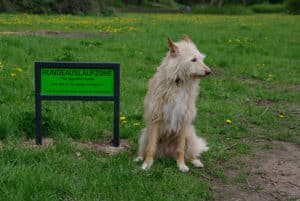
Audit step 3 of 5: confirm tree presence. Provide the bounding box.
[137,0,144,6]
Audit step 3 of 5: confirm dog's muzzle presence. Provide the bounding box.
[192,70,211,78]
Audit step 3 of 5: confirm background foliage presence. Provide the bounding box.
[0,0,299,14]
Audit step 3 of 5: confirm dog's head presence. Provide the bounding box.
[163,35,211,82]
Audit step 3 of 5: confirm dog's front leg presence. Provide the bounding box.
[176,127,189,172]
[142,123,159,170]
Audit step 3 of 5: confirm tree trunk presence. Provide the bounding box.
[218,0,224,7]
[210,0,216,6]
[137,0,144,6]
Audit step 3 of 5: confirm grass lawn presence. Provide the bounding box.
[0,13,299,200]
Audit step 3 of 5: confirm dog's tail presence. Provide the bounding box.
[186,127,209,158]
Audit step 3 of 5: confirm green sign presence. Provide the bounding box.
[35,62,120,146]
[41,68,114,96]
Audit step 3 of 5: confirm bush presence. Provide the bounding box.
[251,3,285,13]
[0,0,20,12]
[0,0,113,15]
[286,0,300,14]
[269,0,284,4]
[244,0,266,6]
[192,5,253,15]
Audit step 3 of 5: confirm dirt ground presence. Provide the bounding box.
[0,30,107,37]
[21,137,130,155]
[213,141,300,201]
[72,139,130,155]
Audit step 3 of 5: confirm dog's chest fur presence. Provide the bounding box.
[144,74,199,134]
[161,82,198,133]
[163,90,187,132]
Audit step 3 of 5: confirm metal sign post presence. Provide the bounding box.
[35,62,120,147]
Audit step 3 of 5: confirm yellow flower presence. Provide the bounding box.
[16,67,23,72]
[120,116,126,121]
[268,74,273,78]
[279,114,284,118]
[226,119,232,124]
[11,73,16,77]
[133,122,140,126]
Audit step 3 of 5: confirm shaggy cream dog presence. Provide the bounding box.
[135,35,211,172]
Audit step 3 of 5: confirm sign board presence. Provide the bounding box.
[41,68,115,96]
[35,62,120,146]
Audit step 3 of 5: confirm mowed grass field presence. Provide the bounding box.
[0,13,299,200]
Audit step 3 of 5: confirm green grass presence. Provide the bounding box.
[0,13,299,200]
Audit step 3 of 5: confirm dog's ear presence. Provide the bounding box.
[182,34,192,42]
[168,37,179,57]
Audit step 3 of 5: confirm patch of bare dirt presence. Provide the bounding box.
[281,84,300,92]
[23,137,54,148]
[239,77,263,84]
[72,139,130,155]
[213,141,300,201]
[0,30,108,38]
[288,104,300,117]
[210,66,224,77]
[268,84,300,93]
[21,137,130,155]
[255,100,274,107]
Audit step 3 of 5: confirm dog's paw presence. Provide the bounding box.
[141,162,152,170]
[191,159,204,168]
[178,164,190,172]
[134,156,144,162]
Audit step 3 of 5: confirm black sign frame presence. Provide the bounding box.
[35,62,120,147]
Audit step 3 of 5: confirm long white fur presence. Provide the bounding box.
[136,36,210,171]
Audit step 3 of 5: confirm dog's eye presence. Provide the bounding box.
[191,58,197,62]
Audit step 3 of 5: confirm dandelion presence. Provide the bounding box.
[226,119,232,124]
[120,116,126,121]
[16,67,23,72]
[278,114,284,118]
[133,122,140,126]
[11,73,16,77]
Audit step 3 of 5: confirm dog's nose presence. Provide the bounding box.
[205,70,211,76]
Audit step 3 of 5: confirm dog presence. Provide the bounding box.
[135,35,211,172]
